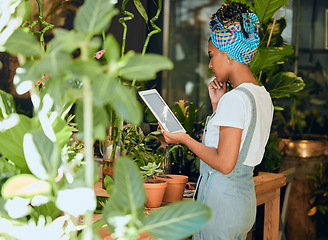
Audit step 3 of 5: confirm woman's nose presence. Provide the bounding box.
[208,60,212,69]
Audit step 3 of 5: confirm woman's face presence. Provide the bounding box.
[208,40,229,82]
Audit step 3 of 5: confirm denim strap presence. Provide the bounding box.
[235,87,257,164]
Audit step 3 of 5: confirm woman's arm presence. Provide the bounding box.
[161,126,242,174]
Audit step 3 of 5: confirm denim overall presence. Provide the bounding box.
[193,87,257,240]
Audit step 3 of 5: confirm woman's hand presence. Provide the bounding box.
[159,124,188,144]
[208,78,227,107]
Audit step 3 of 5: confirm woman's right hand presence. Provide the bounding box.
[208,78,227,106]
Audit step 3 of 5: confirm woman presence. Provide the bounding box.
[161,2,274,239]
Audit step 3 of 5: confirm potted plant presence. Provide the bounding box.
[141,162,167,208]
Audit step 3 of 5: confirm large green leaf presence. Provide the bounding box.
[0,90,16,120]
[38,51,73,78]
[102,157,146,236]
[260,18,286,47]
[0,114,33,173]
[111,157,145,209]
[1,174,51,199]
[250,44,294,75]
[254,0,288,25]
[75,101,109,141]
[103,34,120,64]
[52,117,72,149]
[74,0,118,35]
[93,75,142,125]
[120,53,174,81]
[143,200,211,240]
[265,72,305,98]
[4,28,43,57]
[48,28,83,54]
[23,129,61,180]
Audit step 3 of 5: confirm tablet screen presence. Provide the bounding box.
[139,90,185,133]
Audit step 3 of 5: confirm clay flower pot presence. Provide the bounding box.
[144,179,167,208]
[157,174,188,203]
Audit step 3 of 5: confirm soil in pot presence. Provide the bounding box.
[157,174,188,203]
[144,179,167,208]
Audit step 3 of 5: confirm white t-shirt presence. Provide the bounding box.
[204,83,274,166]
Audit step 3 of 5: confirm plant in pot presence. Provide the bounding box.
[141,162,167,208]
[0,0,212,239]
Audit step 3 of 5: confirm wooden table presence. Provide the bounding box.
[94,172,286,240]
[250,172,287,240]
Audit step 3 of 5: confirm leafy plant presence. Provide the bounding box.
[228,0,306,172]
[171,100,202,179]
[121,126,162,167]
[140,162,163,181]
[307,163,328,237]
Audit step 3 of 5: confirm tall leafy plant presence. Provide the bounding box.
[227,0,306,172]
[0,0,211,239]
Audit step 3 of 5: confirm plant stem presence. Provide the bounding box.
[258,9,279,83]
[35,0,54,52]
[119,11,134,57]
[142,0,162,55]
[82,77,94,239]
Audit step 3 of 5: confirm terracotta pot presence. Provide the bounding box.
[157,174,188,203]
[144,179,167,208]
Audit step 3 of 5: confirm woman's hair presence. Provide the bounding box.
[210,2,252,39]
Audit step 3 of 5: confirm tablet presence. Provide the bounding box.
[138,89,186,133]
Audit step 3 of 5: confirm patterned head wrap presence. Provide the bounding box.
[210,10,260,65]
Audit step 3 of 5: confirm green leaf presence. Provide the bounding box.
[71,58,102,80]
[185,102,196,134]
[133,0,148,22]
[111,157,146,209]
[173,104,185,123]
[0,158,20,175]
[0,90,16,120]
[23,130,61,180]
[13,61,42,94]
[254,0,288,25]
[107,84,142,125]
[102,157,146,235]
[75,101,109,141]
[0,114,33,173]
[74,0,118,35]
[52,117,72,149]
[38,51,73,78]
[143,200,211,240]
[103,34,120,64]
[48,28,83,54]
[260,18,286,47]
[120,53,174,81]
[92,74,142,125]
[1,174,51,199]
[265,72,305,98]
[4,29,43,57]
[250,44,294,75]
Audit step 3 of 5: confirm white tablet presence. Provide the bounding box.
[138,89,186,133]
